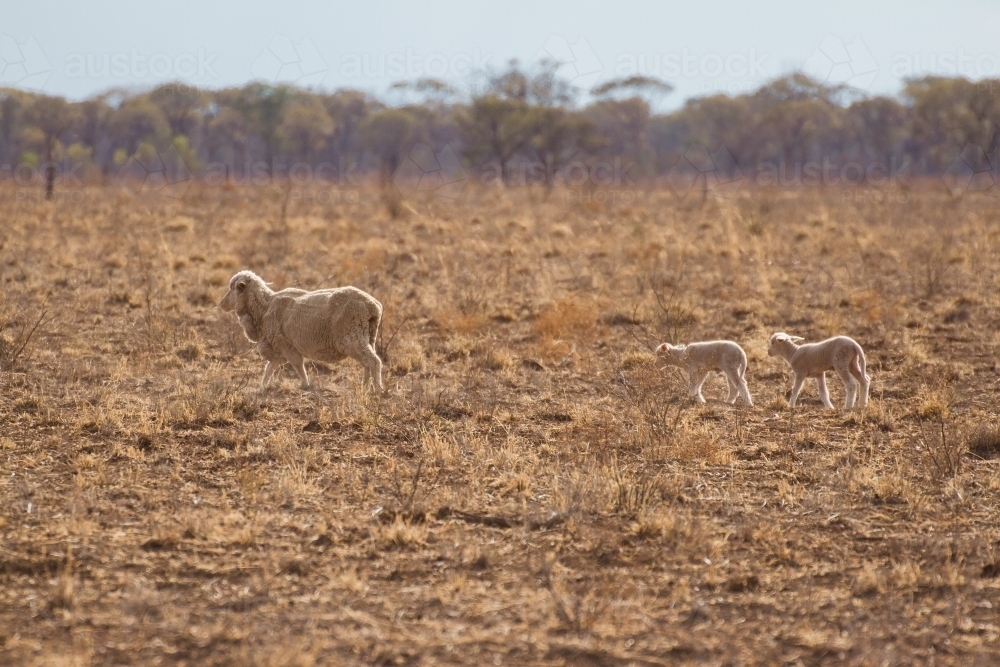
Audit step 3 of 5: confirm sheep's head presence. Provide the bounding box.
[768,332,803,359]
[655,343,687,365]
[219,270,264,312]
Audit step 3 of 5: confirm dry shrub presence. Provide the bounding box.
[474,344,515,371]
[380,518,428,549]
[967,423,1000,459]
[604,462,660,514]
[532,296,598,342]
[390,337,426,374]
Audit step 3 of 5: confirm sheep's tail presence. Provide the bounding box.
[855,341,868,379]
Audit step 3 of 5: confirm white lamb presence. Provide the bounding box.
[219,270,383,391]
[767,332,869,410]
[656,340,753,406]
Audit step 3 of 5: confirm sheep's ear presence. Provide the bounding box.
[236,280,247,291]
[789,336,805,342]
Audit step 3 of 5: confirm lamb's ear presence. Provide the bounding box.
[789,336,805,343]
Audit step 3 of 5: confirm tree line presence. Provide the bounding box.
[1,61,998,198]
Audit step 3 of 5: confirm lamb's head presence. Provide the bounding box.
[655,343,687,366]
[768,332,804,360]
[219,270,268,313]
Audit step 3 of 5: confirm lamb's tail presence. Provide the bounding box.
[369,301,383,352]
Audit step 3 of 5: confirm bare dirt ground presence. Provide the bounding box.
[2,182,999,666]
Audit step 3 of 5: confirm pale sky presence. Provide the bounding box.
[2,0,999,109]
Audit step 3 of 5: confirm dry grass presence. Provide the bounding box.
[2,182,1000,665]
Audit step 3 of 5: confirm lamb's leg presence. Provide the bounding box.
[690,370,709,403]
[851,356,870,408]
[789,374,806,408]
[816,373,834,409]
[261,361,277,387]
[725,373,739,403]
[737,372,753,407]
[836,366,858,410]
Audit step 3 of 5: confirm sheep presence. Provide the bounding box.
[656,340,753,406]
[219,270,383,392]
[767,332,869,410]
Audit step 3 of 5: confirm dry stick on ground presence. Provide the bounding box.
[541,554,577,631]
[1,308,52,371]
[919,414,964,483]
[435,507,566,530]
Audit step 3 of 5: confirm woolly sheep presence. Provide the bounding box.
[767,332,869,410]
[219,270,383,392]
[656,340,753,406]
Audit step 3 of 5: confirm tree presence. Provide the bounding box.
[109,97,170,156]
[278,97,335,164]
[359,108,418,184]
[458,94,538,183]
[904,76,1000,172]
[220,84,293,174]
[583,96,653,173]
[22,94,79,199]
[846,96,909,170]
[147,83,208,138]
[0,88,32,165]
[591,75,673,100]
[531,107,599,187]
[319,90,380,169]
[205,107,249,165]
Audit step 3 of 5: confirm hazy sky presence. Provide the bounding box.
[3,0,999,108]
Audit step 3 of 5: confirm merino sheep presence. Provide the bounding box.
[656,340,753,406]
[767,332,869,410]
[219,270,383,392]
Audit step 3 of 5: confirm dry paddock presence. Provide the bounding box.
[1,182,1000,665]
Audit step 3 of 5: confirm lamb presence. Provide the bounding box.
[219,270,383,392]
[656,340,753,406]
[767,332,869,410]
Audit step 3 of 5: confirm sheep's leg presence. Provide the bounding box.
[690,371,709,403]
[284,350,310,389]
[813,373,833,409]
[348,343,384,393]
[788,374,806,408]
[851,356,870,408]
